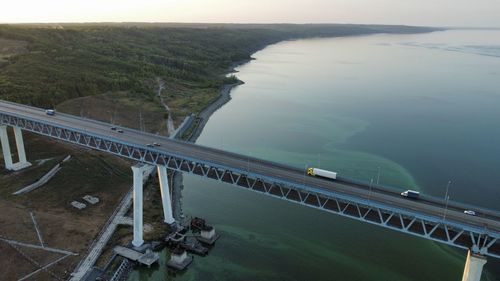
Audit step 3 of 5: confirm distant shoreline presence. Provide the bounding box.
[184,27,439,142]
[188,81,244,142]
[170,60,246,222]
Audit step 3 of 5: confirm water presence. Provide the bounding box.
[128,30,500,281]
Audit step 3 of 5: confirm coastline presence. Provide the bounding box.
[3,25,455,280]
[188,81,244,142]
[170,66,246,222]
[77,65,248,281]
[123,29,480,281]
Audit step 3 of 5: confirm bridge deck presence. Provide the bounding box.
[1,100,499,258]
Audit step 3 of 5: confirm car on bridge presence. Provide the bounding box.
[45,109,55,116]
[464,210,476,216]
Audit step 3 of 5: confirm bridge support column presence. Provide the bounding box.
[0,126,31,171]
[0,125,14,170]
[131,164,150,248]
[462,250,487,281]
[157,165,175,225]
[13,127,30,168]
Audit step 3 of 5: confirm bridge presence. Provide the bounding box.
[1,100,499,281]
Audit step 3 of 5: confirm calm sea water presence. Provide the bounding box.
[129,30,500,281]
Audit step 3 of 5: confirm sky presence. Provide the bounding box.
[1,0,500,27]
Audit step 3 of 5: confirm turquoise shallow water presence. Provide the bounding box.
[129,30,500,281]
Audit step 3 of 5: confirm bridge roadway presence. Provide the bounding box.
[1,101,500,238]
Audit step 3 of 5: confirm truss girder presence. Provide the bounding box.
[1,112,499,258]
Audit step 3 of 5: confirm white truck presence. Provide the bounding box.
[400,190,420,199]
[307,167,337,180]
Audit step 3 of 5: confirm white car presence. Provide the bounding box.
[463,210,476,216]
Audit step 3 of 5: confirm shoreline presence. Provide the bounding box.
[187,58,251,142]
[122,29,458,279]
[175,26,439,143]
[188,81,244,142]
[170,64,246,222]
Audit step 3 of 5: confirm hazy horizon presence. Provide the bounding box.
[2,22,500,30]
[1,0,500,28]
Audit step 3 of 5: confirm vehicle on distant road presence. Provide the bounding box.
[153,142,161,146]
[464,210,476,216]
[400,190,420,199]
[117,129,124,133]
[45,109,55,116]
[111,127,117,131]
[307,167,337,180]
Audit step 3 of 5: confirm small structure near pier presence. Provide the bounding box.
[190,217,220,245]
[166,227,208,256]
[167,247,193,271]
[165,227,188,245]
[162,217,219,272]
[182,237,209,256]
[113,246,159,268]
[198,225,219,245]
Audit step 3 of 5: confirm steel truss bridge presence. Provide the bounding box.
[0,100,499,280]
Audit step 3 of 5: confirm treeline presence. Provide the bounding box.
[0,24,438,108]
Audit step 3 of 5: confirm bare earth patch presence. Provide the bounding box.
[0,132,132,280]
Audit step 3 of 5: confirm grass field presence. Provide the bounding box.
[57,91,170,133]
[0,131,132,280]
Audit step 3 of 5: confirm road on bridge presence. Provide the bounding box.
[1,101,500,234]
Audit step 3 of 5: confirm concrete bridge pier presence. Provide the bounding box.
[462,250,487,281]
[157,165,175,225]
[0,125,31,171]
[131,164,151,248]
[131,164,176,248]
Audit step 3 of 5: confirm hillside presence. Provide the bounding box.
[0,24,438,113]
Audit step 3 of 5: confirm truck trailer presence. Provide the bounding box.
[307,168,337,180]
[400,190,420,199]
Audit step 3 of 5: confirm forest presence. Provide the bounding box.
[0,23,438,108]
